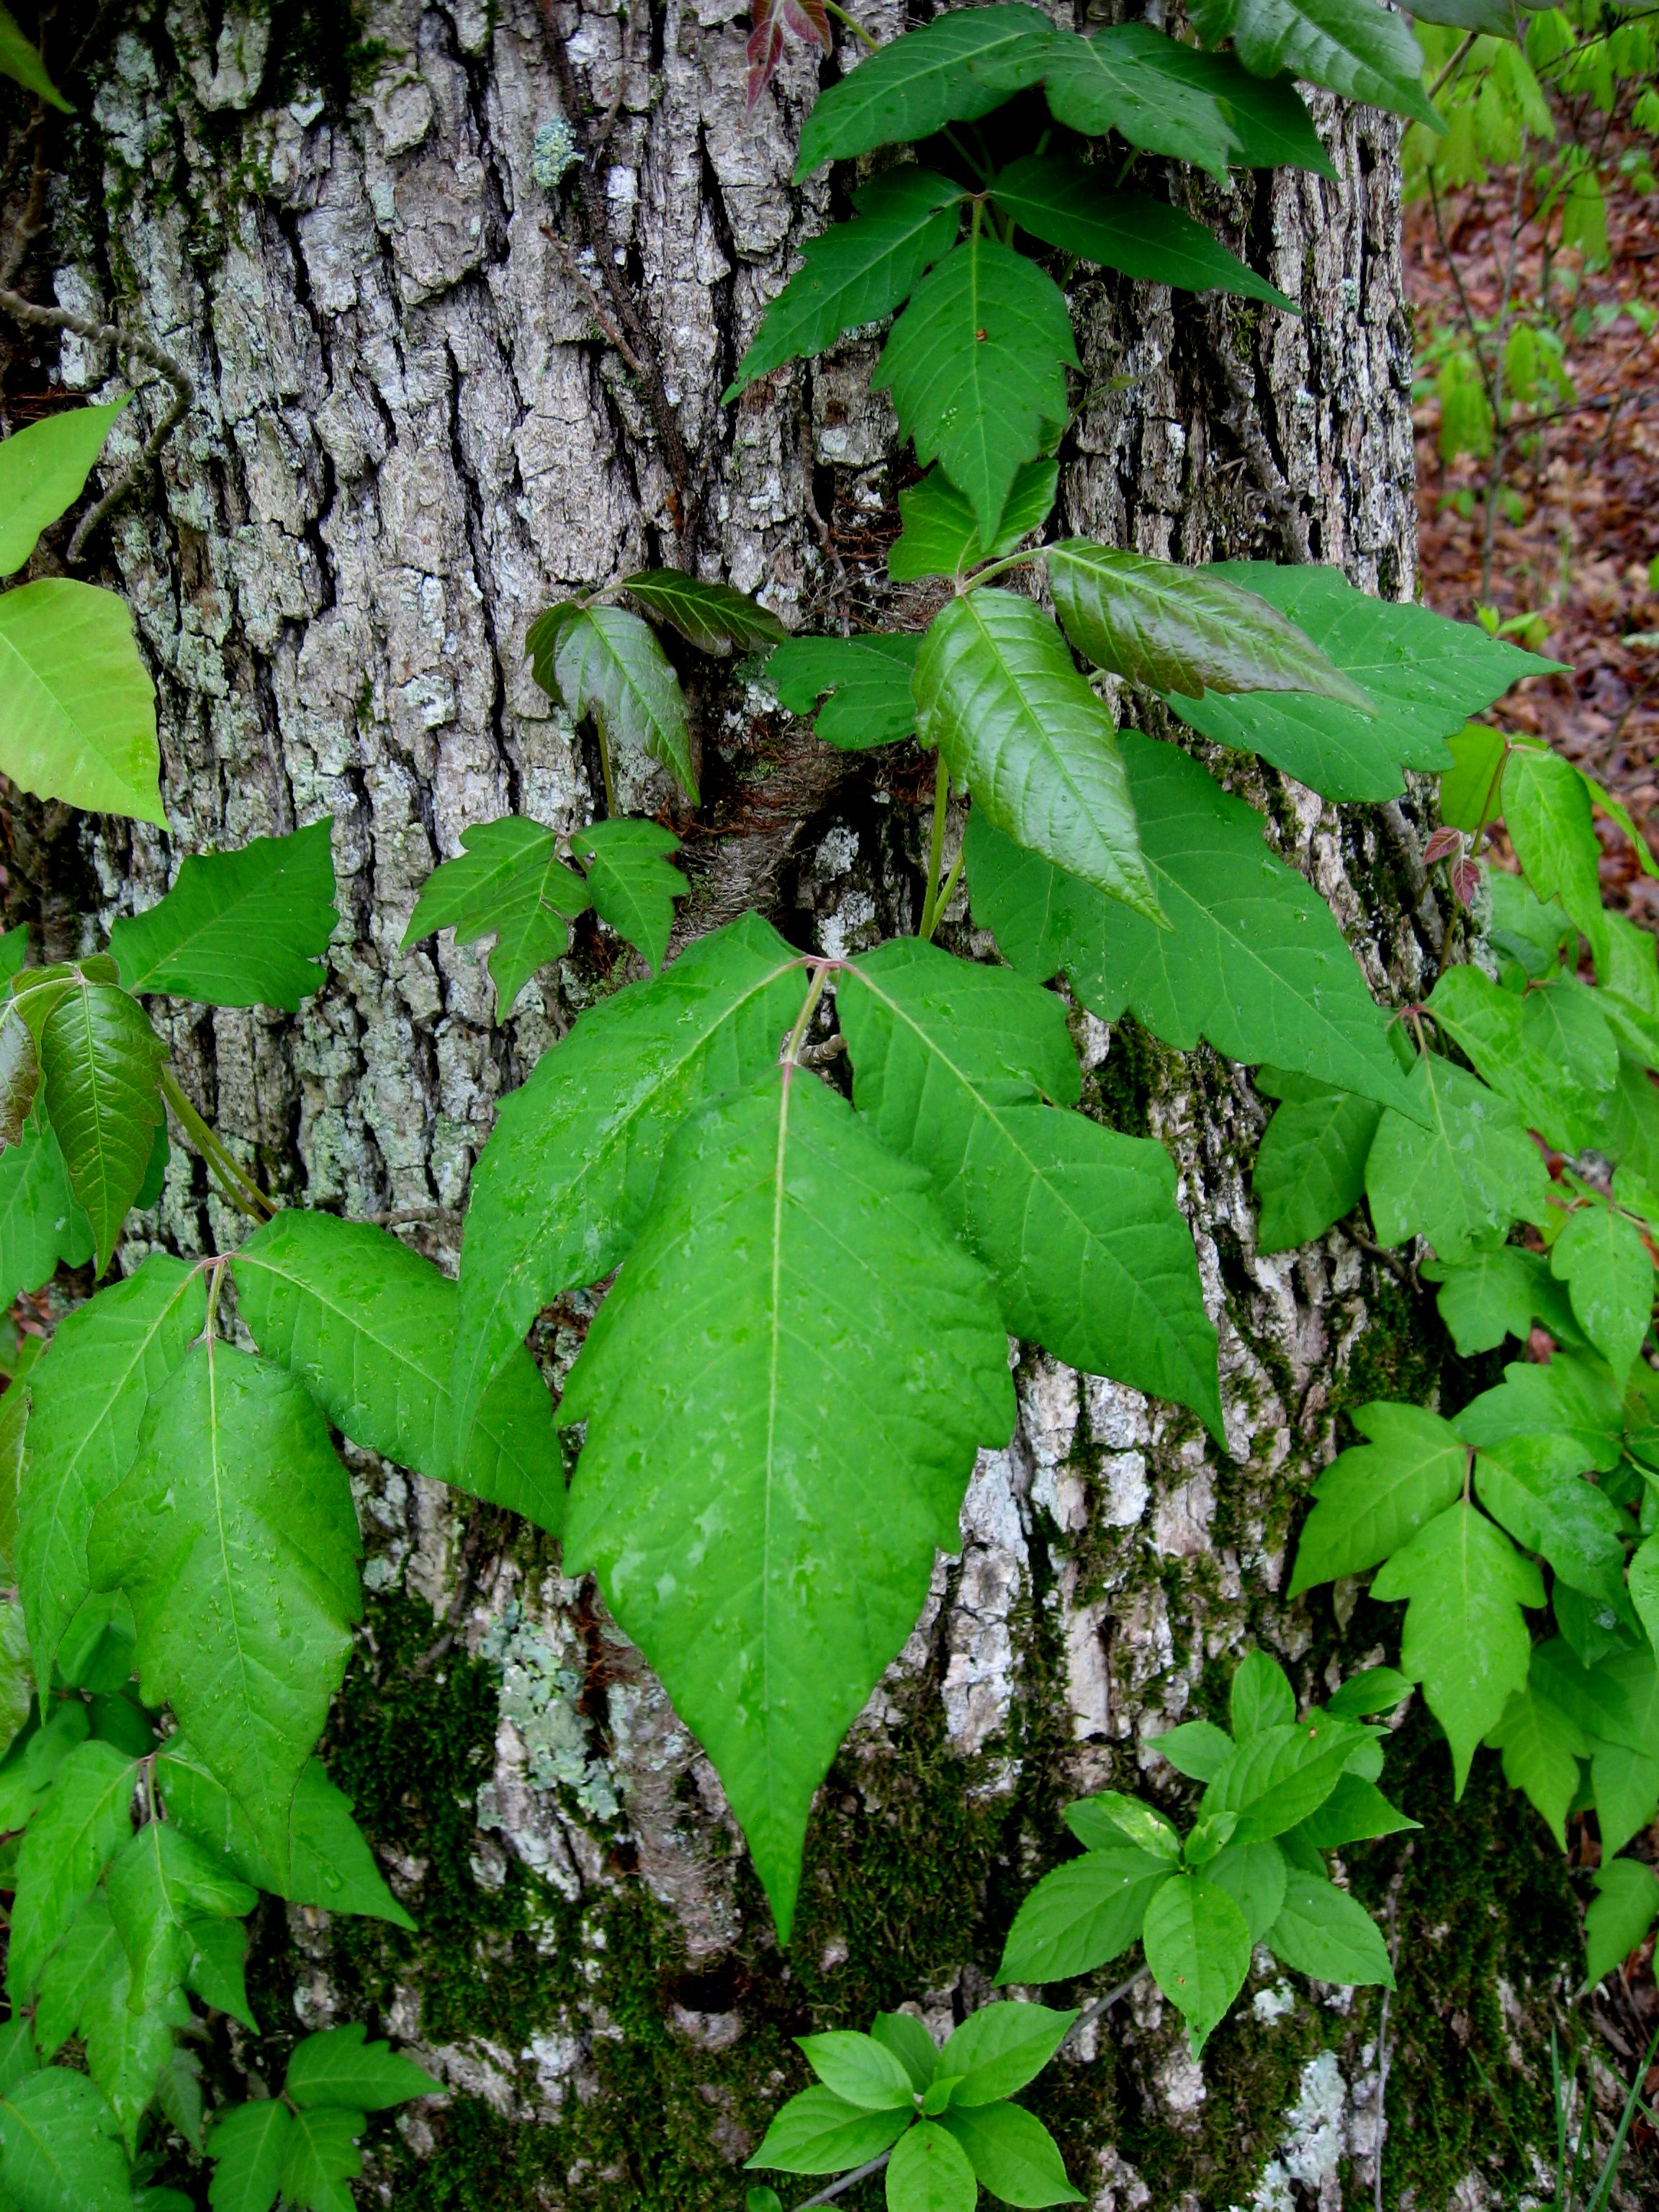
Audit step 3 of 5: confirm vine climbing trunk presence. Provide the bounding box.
[2,1,1577,2204]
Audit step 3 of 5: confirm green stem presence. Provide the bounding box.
[925,832,967,943]
[961,549,1042,593]
[202,1256,228,1343]
[161,1069,277,1220]
[918,757,950,940]
[822,0,878,50]
[783,966,831,1063]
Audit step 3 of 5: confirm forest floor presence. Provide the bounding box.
[1405,137,1659,916]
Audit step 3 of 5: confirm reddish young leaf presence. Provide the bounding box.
[747,0,830,107]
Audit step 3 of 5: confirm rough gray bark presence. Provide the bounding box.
[4,2,1585,2206]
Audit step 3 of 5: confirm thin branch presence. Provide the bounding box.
[1429,28,1480,100]
[1064,1966,1151,2047]
[791,2151,894,2208]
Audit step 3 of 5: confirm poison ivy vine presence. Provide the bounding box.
[1,0,1654,2199]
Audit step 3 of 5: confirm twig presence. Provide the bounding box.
[1429,28,1480,101]
[791,2152,894,2208]
[160,1069,277,1221]
[1064,1966,1151,2047]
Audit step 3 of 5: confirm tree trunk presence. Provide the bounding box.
[4,1,1581,2204]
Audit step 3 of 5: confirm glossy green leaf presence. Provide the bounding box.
[1427,964,1617,1154]
[1148,1719,1235,1781]
[6,1737,134,2000]
[1595,910,1659,1065]
[795,2033,914,2112]
[1142,1871,1251,2053]
[1325,1668,1413,1722]
[794,4,1057,176]
[1231,1650,1295,1738]
[889,461,1057,585]
[230,1208,563,1535]
[746,2085,911,2175]
[1365,1054,1551,1259]
[1453,1356,1624,1475]
[1037,22,1242,176]
[16,1253,204,1692]
[992,152,1295,310]
[1501,744,1604,949]
[874,236,1077,542]
[452,914,806,1462]
[531,602,697,802]
[965,740,1417,1113]
[1533,1639,1659,1758]
[207,2099,292,2212]
[1063,1791,1179,1861]
[37,976,165,1275]
[938,2102,1083,2207]
[768,633,920,749]
[562,1066,1013,1939]
[0,1107,93,1308]
[840,938,1221,1439]
[570,818,687,972]
[1550,1205,1652,1383]
[1420,1245,1578,1357]
[401,817,590,1018]
[914,593,1157,919]
[1169,50,1334,173]
[106,1820,255,2013]
[34,1889,122,2060]
[1202,1839,1287,1941]
[886,2121,976,2212]
[1485,1683,1587,1848]
[873,2013,938,2092]
[1289,1772,1417,1848]
[0,2068,130,2212]
[88,1339,361,1868]
[1253,1085,1381,1252]
[936,2003,1077,2107]
[285,2023,438,2110]
[1202,1716,1369,1843]
[1266,1869,1394,1985]
[995,1847,1174,1983]
[1439,722,1509,832]
[620,570,788,654]
[0,4,71,111]
[183,1915,256,2030]
[1372,1502,1544,1792]
[1047,539,1363,702]
[0,994,40,1148]
[1187,0,1439,126]
[279,2105,362,2212]
[1591,1738,1659,1861]
[0,578,163,824]
[1166,565,1560,803]
[1584,1857,1659,1989]
[107,822,336,1009]
[1288,1401,1467,1596]
[0,1595,29,1758]
[1474,1448,1628,1608]
[0,405,125,576]
[728,170,963,393]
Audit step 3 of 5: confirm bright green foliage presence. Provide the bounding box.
[207,2026,434,2212]
[0,1108,93,1307]
[1046,539,1364,702]
[562,1065,1014,1937]
[886,2122,976,2211]
[876,233,1076,542]
[936,2002,1079,2105]
[1502,742,1605,949]
[1267,1871,1395,1984]
[619,570,788,654]
[108,822,336,1009]
[528,601,698,801]
[1149,48,1335,174]
[1427,963,1616,1153]
[1187,0,1440,125]
[997,1845,1175,1983]
[570,818,687,971]
[914,593,1156,917]
[401,817,590,1015]
[1167,563,1560,801]
[1142,1873,1252,2054]
[1232,1647,1295,1735]
[0,2,71,109]
[1454,1357,1623,1475]
[37,973,166,1274]
[793,4,1056,177]
[16,1253,204,1691]
[1474,1447,1627,1608]
[6,1737,135,1998]
[1584,1858,1659,1989]
[937,2101,1083,2206]
[1035,22,1243,176]
[1252,1075,1381,1252]
[728,170,963,392]
[88,1339,360,1866]
[451,914,804,1460]
[0,2068,131,2212]
[991,153,1296,309]
[889,461,1057,584]
[1485,1683,1587,1848]
[838,937,1223,1436]
[1288,1402,1468,1594]
[0,578,163,824]
[284,2023,439,2110]
[230,1208,563,1532]
[1365,1051,1551,1256]
[207,2101,291,2212]
[105,1820,256,2010]
[1439,722,1509,831]
[1549,1204,1652,1382]
[1371,1503,1545,1791]
[768,632,920,747]
[0,403,126,575]
[746,2087,910,2175]
[964,741,1418,1112]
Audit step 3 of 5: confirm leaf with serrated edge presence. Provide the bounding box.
[400,818,589,1017]
[1586,1858,1659,1989]
[38,976,166,1274]
[1166,565,1562,803]
[0,1106,93,1308]
[1485,1683,1587,1848]
[1288,1402,1466,1597]
[106,1819,255,2013]
[1474,1448,1628,1608]
[1038,22,1241,174]
[0,2069,131,2212]
[1203,1840,1287,1940]
[1254,1088,1382,1252]
[745,2086,911,2175]
[108,822,337,1010]
[936,2002,1078,2107]
[1372,1502,1544,1792]
[992,153,1295,310]
[917,594,1156,919]
[1592,1740,1659,1861]
[1426,964,1616,1154]
[1231,1650,1295,1737]
[874,236,1077,543]
[0,577,163,824]
[840,938,1221,1437]
[1502,745,1604,950]
[570,819,687,972]
[620,571,789,654]
[728,170,963,394]
[1551,1205,1653,1383]
[1266,1870,1395,1985]
[1202,1716,1370,1843]
[1064,1791,1179,1859]
[794,2033,913,2111]
[995,1848,1174,1984]
[35,1889,121,2060]
[768,634,920,749]
[207,2100,292,2212]
[1047,539,1365,703]
[890,461,1057,584]
[16,1254,204,1691]
[562,1066,1014,1939]
[1421,1246,1578,1358]
[1366,1055,1551,1259]
[938,2103,1083,2207]
[1453,1354,1624,1475]
[231,1210,563,1536]
[1289,1771,1417,1848]
[1187,0,1439,126]
[279,2105,362,2212]
[0,404,125,576]
[794,4,1057,177]
[1143,1872,1251,2053]
[285,2023,438,2110]
[452,914,806,1467]
[6,1737,135,2001]
[1158,45,1335,173]
[964,741,1417,1114]
[88,1339,360,1869]
[544,603,697,802]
